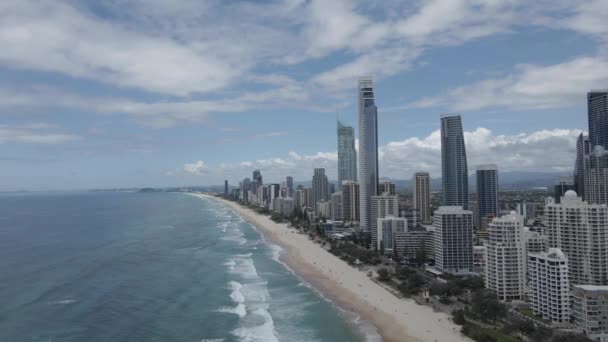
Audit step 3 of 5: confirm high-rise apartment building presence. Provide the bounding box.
[331,192,343,221]
[304,187,313,209]
[441,115,469,209]
[312,168,329,213]
[544,191,608,285]
[485,212,527,301]
[224,180,228,195]
[342,181,360,222]
[476,164,499,229]
[528,248,570,326]
[413,172,431,224]
[370,193,399,250]
[377,217,407,253]
[433,206,473,274]
[379,181,396,195]
[358,77,379,231]
[337,120,358,187]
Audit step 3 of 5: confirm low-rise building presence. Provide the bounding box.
[394,229,434,261]
[377,217,406,253]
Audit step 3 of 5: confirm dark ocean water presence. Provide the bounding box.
[0,192,374,342]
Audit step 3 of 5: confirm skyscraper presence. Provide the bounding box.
[588,90,608,204]
[286,176,294,197]
[342,181,360,222]
[441,115,469,209]
[413,172,431,225]
[433,206,473,274]
[574,133,591,201]
[358,77,379,231]
[253,169,263,185]
[476,164,498,229]
[378,181,396,195]
[588,90,608,156]
[337,120,358,187]
[224,180,228,195]
[312,168,329,213]
[553,176,575,204]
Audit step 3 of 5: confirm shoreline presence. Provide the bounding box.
[194,193,468,342]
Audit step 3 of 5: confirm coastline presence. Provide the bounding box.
[193,193,468,342]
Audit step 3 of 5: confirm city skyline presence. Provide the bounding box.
[1,1,607,190]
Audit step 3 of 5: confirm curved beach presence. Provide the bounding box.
[197,194,468,342]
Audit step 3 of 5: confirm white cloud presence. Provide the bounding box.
[405,56,608,111]
[183,127,581,184]
[0,124,81,144]
[183,160,209,175]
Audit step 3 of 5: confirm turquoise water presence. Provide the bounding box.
[0,191,375,341]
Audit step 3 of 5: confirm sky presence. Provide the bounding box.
[1,0,607,190]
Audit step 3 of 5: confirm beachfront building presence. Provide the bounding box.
[544,191,608,285]
[554,176,575,204]
[528,248,570,326]
[331,192,343,221]
[413,172,431,224]
[337,120,358,186]
[370,192,399,250]
[316,201,331,219]
[433,206,473,274]
[575,133,591,201]
[441,115,469,209]
[358,76,379,231]
[273,197,294,217]
[293,188,304,209]
[394,229,434,260]
[572,285,608,341]
[342,181,360,222]
[377,217,407,253]
[587,90,608,205]
[304,187,313,208]
[485,212,527,301]
[476,164,499,229]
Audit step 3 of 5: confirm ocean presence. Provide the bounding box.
[0,191,375,341]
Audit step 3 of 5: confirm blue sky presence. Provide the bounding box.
[1,0,607,190]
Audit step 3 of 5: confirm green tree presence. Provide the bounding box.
[452,309,466,325]
[377,268,390,282]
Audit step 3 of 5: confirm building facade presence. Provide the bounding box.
[554,176,575,204]
[377,217,407,253]
[394,229,434,260]
[528,248,570,326]
[588,90,608,204]
[370,193,399,250]
[342,181,360,222]
[358,77,379,231]
[379,181,396,195]
[485,212,527,301]
[572,285,608,342]
[476,164,499,229]
[273,197,294,217]
[433,206,473,274]
[441,115,469,209]
[312,168,329,213]
[331,191,343,221]
[544,191,608,285]
[413,172,432,224]
[575,133,592,201]
[337,120,358,186]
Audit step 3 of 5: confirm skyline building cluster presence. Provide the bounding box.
[224,82,608,340]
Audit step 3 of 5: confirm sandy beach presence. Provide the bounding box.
[194,193,469,342]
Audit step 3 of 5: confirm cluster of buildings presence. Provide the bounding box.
[224,79,608,341]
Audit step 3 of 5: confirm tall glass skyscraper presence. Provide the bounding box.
[441,115,469,209]
[312,168,329,213]
[358,77,379,231]
[574,133,591,201]
[587,90,608,204]
[476,164,498,229]
[337,120,358,187]
[588,90,608,156]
